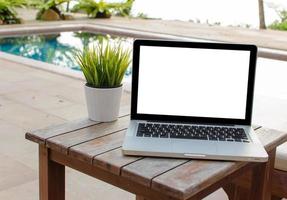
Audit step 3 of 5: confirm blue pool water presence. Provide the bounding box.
[0,31,133,76]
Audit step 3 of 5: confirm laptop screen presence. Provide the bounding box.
[136,45,252,120]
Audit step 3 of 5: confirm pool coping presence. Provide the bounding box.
[1,22,287,60]
[0,22,286,83]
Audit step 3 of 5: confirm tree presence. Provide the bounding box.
[258,0,266,29]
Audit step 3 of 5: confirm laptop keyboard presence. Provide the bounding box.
[136,123,250,143]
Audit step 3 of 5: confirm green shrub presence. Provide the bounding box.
[24,0,44,8]
[0,0,26,24]
[269,20,287,31]
[75,42,131,88]
[269,9,287,31]
[36,0,70,20]
[114,0,134,17]
[72,0,134,18]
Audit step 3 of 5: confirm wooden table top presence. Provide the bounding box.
[25,92,287,200]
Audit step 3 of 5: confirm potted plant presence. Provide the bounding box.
[75,42,131,122]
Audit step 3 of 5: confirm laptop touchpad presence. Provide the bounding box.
[172,140,217,154]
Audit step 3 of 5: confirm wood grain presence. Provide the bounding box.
[69,130,126,163]
[272,169,287,198]
[39,145,65,200]
[93,148,142,175]
[46,116,130,153]
[231,167,287,198]
[50,149,178,200]
[151,160,240,199]
[136,196,150,200]
[122,157,189,187]
[224,184,251,200]
[249,149,276,200]
[256,127,287,151]
[26,118,98,144]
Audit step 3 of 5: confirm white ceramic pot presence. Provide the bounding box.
[84,84,122,122]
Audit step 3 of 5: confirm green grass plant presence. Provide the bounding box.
[75,43,131,88]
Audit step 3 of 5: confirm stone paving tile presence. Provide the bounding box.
[0,154,37,192]
[4,89,75,112]
[26,68,85,87]
[0,102,66,130]
[0,95,14,106]
[0,79,57,96]
[47,104,87,121]
[253,95,287,132]
[66,168,135,200]
[0,81,28,95]
[0,180,38,200]
[0,69,33,83]
[0,59,36,74]
[0,119,39,170]
[44,85,86,105]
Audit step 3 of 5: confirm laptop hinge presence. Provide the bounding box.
[145,120,236,126]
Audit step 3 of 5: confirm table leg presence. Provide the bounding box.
[249,149,276,200]
[136,195,150,200]
[224,183,250,200]
[39,145,65,200]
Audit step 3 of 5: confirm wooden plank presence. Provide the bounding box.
[93,148,142,175]
[46,116,130,154]
[94,125,261,187]
[256,128,287,151]
[25,92,131,144]
[50,149,178,200]
[26,118,98,144]
[121,157,189,187]
[39,145,65,200]
[152,160,239,199]
[150,127,287,200]
[68,130,126,163]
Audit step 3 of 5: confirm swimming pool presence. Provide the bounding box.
[0,31,134,77]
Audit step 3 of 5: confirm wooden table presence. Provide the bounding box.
[25,93,287,200]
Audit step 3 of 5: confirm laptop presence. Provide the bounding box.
[122,39,268,162]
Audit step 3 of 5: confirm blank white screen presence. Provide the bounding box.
[137,46,251,119]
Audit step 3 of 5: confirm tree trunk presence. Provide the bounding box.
[258,0,266,29]
[66,2,70,12]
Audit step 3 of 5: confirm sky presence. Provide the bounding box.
[130,0,287,27]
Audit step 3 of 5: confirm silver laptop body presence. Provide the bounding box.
[122,40,268,162]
